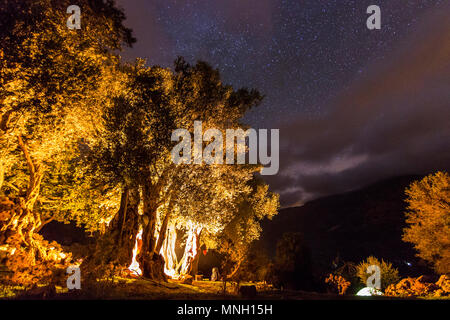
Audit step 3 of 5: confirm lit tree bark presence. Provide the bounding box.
[139,181,166,280]
[0,137,69,286]
[189,228,202,277]
[0,139,39,239]
[179,226,202,277]
[2,136,45,244]
[227,257,244,279]
[161,222,178,277]
[0,160,4,192]
[155,196,176,254]
[107,187,140,264]
[163,223,202,278]
[17,136,44,211]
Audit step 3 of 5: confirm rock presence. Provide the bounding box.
[239,285,257,298]
[433,289,444,297]
[385,276,442,297]
[195,274,203,281]
[19,285,56,299]
[181,275,193,285]
[211,267,220,282]
[436,275,450,293]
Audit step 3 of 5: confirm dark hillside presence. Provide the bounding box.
[258,175,432,276]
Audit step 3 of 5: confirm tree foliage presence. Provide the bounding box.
[356,256,399,291]
[0,0,134,285]
[0,0,133,210]
[217,177,279,279]
[402,171,450,274]
[0,0,279,286]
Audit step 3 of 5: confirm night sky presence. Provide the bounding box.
[116,0,450,206]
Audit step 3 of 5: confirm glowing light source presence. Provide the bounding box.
[128,227,143,276]
[356,287,383,296]
[161,221,202,279]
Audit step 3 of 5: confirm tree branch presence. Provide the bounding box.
[17,135,44,209]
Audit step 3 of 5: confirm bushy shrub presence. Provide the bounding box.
[356,256,399,291]
[325,274,351,295]
[331,260,361,293]
[385,275,450,297]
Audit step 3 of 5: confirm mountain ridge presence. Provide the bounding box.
[258,174,432,276]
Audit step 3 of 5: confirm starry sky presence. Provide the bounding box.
[116,0,450,206]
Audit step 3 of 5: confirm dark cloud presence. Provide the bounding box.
[267,6,450,206]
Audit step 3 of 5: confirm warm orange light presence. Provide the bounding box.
[128,227,143,276]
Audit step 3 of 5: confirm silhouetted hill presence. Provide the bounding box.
[259,175,432,276]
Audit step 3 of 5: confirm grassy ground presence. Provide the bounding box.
[1,277,447,300]
[0,278,261,300]
[0,277,391,300]
[0,277,339,300]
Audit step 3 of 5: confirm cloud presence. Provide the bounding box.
[267,5,450,206]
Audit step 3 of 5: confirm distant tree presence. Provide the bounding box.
[402,171,450,274]
[239,242,272,282]
[356,256,399,291]
[217,178,279,279]
[269,232,313,290]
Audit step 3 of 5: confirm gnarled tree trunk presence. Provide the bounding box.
[0,136,69,286]
[159,222,202,279]
[155,196,176,255]
[0,160,4,193]
[0,136,44,244]
[109,187,141,264]
[138,181,166,281]
[82,186,141,279]
[189,228,202,277]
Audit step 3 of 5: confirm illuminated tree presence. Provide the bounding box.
[217,178,279,279]
[158,164,264,279]
[0,0,133,285]
[153,59,268,279]
[0,1,277,288]
[402,171,450,274]
[356,256,399,291]
[86,60,177,279]
[90,57,267,280]
[35,153,121,233]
